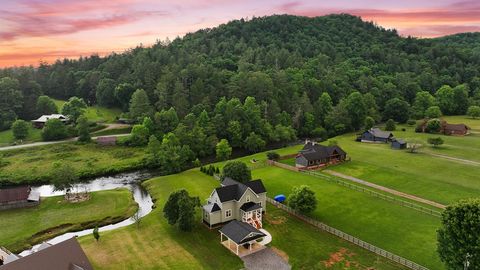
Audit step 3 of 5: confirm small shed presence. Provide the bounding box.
[96,136,117,146]
[219,220,266,257]
[0,186,40,210]
[391,139,407,149]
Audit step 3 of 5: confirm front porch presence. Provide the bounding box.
[241,208,262,229]
[221,238,266,257]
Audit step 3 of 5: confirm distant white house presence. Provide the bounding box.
[31,114,69,128]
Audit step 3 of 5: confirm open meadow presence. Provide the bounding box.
[0,189,137,253]
[79,169,406,270]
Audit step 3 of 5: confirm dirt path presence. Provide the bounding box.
[92,123,131,134]
[323,170,446,209]
[426,153,480,166]
[0,134,130,152]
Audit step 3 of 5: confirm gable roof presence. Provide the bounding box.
[444,123,469,131]
[298,142,346,161]
[216,178,266,203]
[392,139,406,145]
[0,186,30,204]
[219,220,266,244]
[240,202,262,212]
[203,203,221,213]
[367,128,393,139]
[0,238,92,270]
[32,114,68,123]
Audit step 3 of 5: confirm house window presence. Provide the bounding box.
[246,196,251,202]
[205,211,208,218]
[225,209,232,218]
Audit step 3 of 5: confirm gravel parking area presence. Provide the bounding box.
[242,248,291,270]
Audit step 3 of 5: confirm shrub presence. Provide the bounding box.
[427,137,444,148]
[288,185,317,214]
[426,118,442,133]
[11,119,29,140]
[41,119,68,141]
[407,119,417,126]
[385,119,396,131]
[425,106,442,118]
[467,105,480,119]
[222,161,251,183]
[266,151,280,160]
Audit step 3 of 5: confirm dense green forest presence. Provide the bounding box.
[2,14,480,160]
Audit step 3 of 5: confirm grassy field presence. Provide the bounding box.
[0,189,137,253]
[53,99,121,123]
[252,166,442,269]
[0,126,42,147]
[327,125,480,205]
[79,169,405,270]
[0,143,146,184]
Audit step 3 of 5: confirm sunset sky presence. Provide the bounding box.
[1,0,479,67]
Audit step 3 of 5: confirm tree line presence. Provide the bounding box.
[1,14,480,143]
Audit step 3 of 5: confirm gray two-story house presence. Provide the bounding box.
[203,178,267,229]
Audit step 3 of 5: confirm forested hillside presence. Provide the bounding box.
[1,14,480,151]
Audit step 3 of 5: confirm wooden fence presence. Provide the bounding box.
[267,198,430,270]
[266,160,299,171]
[300,170,442,218]
[267,160,441,217]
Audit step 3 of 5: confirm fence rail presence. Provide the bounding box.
[267,198,430,270]
[299,170,442,218]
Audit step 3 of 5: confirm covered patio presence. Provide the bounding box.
[219,220,267,257]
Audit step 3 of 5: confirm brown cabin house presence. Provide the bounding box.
[443,123,469,135]
[295,141,347,169]
[0,186,40,211]
[417,119,470,136]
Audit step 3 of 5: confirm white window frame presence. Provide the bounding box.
[225,209,232,218]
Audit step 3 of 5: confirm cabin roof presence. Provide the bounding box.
[219,220,266,244]
[215,178,266,202]
[0,238,92,270]
[298,142,346,161]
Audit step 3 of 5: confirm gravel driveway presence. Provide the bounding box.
[242,248,291,270]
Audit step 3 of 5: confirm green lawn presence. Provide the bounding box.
[326,126,480,205]
[0,143,146,185]
[253,166,442,269]
[0,189,138,253]
[79,169,405,270]
[53,99,121,123]
[0,126,42,147]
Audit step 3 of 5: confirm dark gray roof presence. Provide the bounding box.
[298,143,346,161]
[392,139,406,144]
[368,128,393,139]
[216,178,266,202]
[219,220,266,244]
[203,203,221,213]
[0,238,92,270]
[240,202,262,212]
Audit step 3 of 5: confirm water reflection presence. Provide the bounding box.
[19,171,156,256]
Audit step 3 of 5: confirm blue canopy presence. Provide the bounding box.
[274,194,286,202]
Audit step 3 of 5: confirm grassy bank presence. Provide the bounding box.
[0,143,146,185]
[53,99,121,123]
[0,189,138,253]
[79,169,406,269]
[0,126,42,147]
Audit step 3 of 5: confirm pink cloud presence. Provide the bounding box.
[0,0,168,41]
[276,0,480,36]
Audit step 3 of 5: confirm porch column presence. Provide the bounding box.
[236,243,239,255]
[220,233,223,243]
[228,239,231,249]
